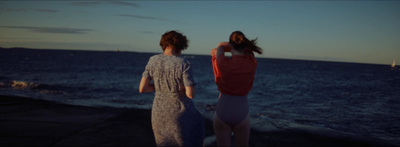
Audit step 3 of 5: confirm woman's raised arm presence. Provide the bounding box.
[216,42,231,58]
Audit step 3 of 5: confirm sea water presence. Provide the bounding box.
[1,48,399,145]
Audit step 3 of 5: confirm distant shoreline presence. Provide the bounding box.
[0,46,389,66]
[0,46,142,53]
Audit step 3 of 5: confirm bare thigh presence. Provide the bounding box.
[213,113,232,147]
[233,114,250,147]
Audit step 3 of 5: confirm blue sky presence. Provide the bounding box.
[0,1,399,65]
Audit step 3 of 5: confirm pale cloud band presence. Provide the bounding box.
[109,1,139,7]
[71,1,139,7]
[35,9,58,13]
[115,14,165,21]
[0,26,94,34]
[0,8,58,13]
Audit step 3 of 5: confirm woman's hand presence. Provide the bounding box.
[211,48,217,56]
[185,86,196,99]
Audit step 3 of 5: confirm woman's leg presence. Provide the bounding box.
[233,114,250,147]
[213,113,232,146]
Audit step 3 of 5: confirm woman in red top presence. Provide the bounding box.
[211,31,262,146]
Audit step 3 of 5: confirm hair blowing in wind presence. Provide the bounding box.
[229,31,262,54]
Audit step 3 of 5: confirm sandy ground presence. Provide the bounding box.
[0,95,396,147]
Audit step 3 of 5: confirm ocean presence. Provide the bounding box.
[1,48,399,145]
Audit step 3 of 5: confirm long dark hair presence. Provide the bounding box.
[229,31,262,54]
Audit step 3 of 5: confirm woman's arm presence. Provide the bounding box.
[139,77,155,93]
[216,42,231,58]
[185,86,196,99]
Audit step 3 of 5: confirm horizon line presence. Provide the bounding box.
[0,46,391,66]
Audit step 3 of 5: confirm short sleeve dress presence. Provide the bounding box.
[142,54,204,146]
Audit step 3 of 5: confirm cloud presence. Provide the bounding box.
[110,2,139,8]
[0,26,94,34]
[70,1,139,7]
[115,14,165,21]
[116,13,187,25]
[34,9,58,13]
[0,8,29,12]
[0,7,58,13]
[70,2,101,6]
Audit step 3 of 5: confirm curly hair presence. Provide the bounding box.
[229,31,262,54]
[159,30,189,53]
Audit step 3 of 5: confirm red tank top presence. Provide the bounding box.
[212,51,257,96]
